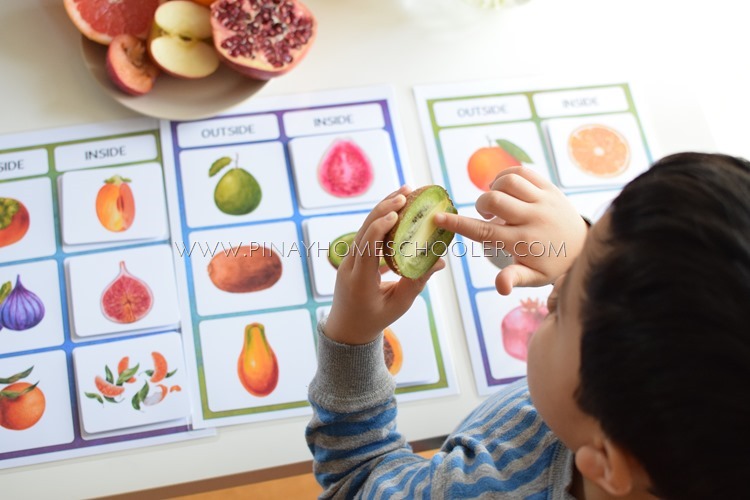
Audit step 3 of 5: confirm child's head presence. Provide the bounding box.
[527,153,750,499]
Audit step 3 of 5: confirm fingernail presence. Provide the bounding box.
[434,213,446,224]
[393,194,405,204]
[386,211,397,221]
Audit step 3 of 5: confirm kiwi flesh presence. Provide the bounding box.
[328,232,356,268]
[384,185,457,279]
[329,231,390,273]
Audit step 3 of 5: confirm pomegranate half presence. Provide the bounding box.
[210,0,316,80]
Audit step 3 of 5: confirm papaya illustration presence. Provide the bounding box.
[237,323,279,397]
[383,327,403,376]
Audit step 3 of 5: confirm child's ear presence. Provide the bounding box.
[575,437,635,497]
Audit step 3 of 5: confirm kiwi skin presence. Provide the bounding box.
[384,185,457,279]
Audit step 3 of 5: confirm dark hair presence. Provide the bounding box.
[576,153,750,499]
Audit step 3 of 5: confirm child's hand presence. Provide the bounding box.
[324,187,445,346]
[435,167,587,295]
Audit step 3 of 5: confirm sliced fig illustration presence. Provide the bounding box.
[101,261,153,324]
[384,185,457,279]
[318,139,374,198]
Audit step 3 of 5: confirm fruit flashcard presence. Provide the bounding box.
[73,332,189,435]
[415,79,654,394]
[0,119,209,470]
[160,85,457,427]
[0,351,74,455]
[66,244,180,338]
[60,162,169,246]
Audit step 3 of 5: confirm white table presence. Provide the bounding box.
[1,0,748,497]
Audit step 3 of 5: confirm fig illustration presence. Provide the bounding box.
[0,275,46,331]
[96,175,135,232]
[0,198,30,248]
[237,323,279,397]
[501,298,548,362]
[383,327,403,376]
[101,261,153,324]
[208,245,282,293]
[384,185,457,279]
[210,155,262,215]
[210,0,317,80]
[318,139,374,198]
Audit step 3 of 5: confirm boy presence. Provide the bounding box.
[306,153,750,499]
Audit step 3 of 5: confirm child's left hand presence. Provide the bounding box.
[323,186,445,346]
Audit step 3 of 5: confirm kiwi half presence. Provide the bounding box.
[328,232,356,269]
[384,185,457,279]
[329,231,390,273]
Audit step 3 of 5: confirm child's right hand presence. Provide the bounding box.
[435,167,587,295]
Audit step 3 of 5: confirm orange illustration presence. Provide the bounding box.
[383,327,403,376]
[0,367,46,431]
[96,175,135,232]
[238,323,279,397]
[568,124,630,177]
[0,198,30,248]
[467,139,532,191]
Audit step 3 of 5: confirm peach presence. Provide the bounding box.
[96,175,135,232]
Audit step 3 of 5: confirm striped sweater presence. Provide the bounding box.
[306,328,576,499]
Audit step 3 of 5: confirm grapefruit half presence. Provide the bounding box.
[64,0,163,45]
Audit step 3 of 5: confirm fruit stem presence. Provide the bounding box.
[486,136,494,147]
[235,153,239,169]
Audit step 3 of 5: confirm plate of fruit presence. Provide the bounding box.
[65,0,317,121]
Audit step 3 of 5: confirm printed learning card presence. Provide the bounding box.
[161,85,457,428]
[415,79,655,394]
[0,119,211,470]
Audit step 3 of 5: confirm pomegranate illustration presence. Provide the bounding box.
[501,298,548,362]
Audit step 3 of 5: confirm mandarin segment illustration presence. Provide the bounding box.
[84,351,179,410]
[568,124,630,177]
[317,139,374,198]
[0,366,45,431]
[501,298,548,362]
[100,261,154,324]
[237,323,279,397]
[96,175,135,232]
[0,197,30,248]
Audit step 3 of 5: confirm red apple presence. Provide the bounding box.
[148,1,219,79]
[106,34,160,96]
